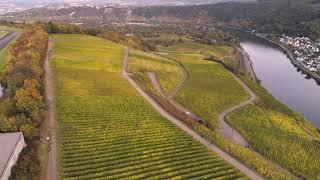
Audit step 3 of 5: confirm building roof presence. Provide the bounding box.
[0,132,24,177]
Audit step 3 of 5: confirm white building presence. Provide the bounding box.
[0,132,26,180]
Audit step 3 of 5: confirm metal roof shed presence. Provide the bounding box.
[0,132,26,180]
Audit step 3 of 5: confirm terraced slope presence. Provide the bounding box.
[52,34,246,179]
[128,50,183,95]
[159,42,249,128]
[155,41,292,179]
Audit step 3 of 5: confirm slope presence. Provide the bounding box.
[51,34,247,179]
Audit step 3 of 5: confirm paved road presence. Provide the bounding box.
[44,37,58,180]
[0,31,17,49]
[122,47,263,180]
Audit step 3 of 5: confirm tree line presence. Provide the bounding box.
[132,0,320,40]
[0,25,49,179]
[44,22,156,51]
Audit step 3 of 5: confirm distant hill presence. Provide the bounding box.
[132,0,320,39]
[2,0,255,6]
[1,0,319,39]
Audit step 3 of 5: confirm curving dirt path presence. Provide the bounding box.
[153,51,251,147]
[147,48,297,178]
[44,37,58,180]
[0,31,17,49]
[154,52,188,99]
[218,73,256,147]
[123,47,263,180]
[146,72,166,97]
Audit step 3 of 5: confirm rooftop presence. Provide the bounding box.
[0,132,24,177]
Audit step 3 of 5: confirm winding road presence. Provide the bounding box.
[154,52,189,99]
[123,47,263,180]
[218,73,255,147]
[152,51,252,147]
[44,37,58,180]
[0,31,17,49]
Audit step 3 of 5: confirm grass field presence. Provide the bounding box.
[0,31,7,38]
[128,50,183,95]
[0,27,19,71]
[52,34,246,179]
[227,77,320,179]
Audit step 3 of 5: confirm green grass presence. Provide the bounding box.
[227,76,320,179]
[0,46,10,71]
[0,26,20,71]
[128,50,183,95]
[159,41,207,54]
[0,31,7,38]
[52,34,246,179]
[0,25,21,32]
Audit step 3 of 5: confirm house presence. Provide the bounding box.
[0,132,26,180]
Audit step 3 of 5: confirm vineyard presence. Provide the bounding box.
[148,39,292,179]
[57,96,245,179]
[227,76,320,179]
[157,39,320,178]
[52,34,246,179]
[128,50,183,95]
[160,43,249,128]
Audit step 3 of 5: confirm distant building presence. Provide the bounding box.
[0,132,26,180]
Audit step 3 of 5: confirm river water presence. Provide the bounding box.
[226,29,320,129]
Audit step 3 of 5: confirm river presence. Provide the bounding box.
[226,29,320,129]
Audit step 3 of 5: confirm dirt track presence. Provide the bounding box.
[0,31,17,49]
[44,37,58,180]
[217,73,255,147]
[123,47,263,180]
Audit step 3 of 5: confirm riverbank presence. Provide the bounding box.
[219,25,320,83]
[254,34,320,84]
[235,46,258,82]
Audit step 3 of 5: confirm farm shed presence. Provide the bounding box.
[0,132,26,180]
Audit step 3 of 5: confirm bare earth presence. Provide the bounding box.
[123,47,263,180]
[44,37,58,180]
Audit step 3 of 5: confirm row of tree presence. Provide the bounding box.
[116,23,238,47]
[0,25,49,179]
[44,22,156,51]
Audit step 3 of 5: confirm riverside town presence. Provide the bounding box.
[280,35,320,75]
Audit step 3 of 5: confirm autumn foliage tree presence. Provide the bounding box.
[0,25,48,180]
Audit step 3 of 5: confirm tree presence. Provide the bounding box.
[14,79,43,122]
[46,21,59,34]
